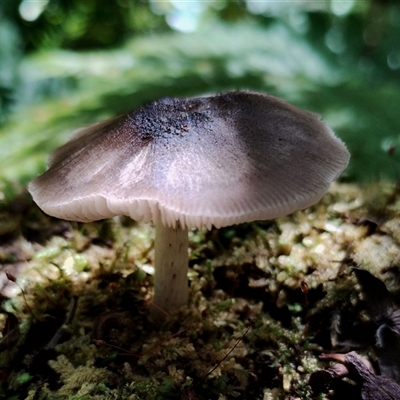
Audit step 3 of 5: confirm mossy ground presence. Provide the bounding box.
[0,182,399,399]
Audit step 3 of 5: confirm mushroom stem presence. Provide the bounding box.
[150,222,189,321]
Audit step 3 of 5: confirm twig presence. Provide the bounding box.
[46,296,79,349]
[201,317,255,383]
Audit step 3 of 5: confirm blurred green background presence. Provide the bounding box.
[1,0,400,198]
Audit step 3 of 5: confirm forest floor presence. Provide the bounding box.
[1,182,400,400]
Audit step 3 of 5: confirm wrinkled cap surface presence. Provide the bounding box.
[29,91,350,229]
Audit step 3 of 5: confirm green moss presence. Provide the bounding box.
[1,183,400,398]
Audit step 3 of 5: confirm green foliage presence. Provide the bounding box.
[158,379,180,398]
[15,371,33,385]
[216,298,236,312]
[0,2,399,183]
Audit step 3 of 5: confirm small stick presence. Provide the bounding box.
[46,296,79,349]
[201,317,255,383]
[149,301,170,320]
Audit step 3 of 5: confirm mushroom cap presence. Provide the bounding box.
[29,91,350,229]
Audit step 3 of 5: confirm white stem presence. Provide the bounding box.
[150,222,189,321]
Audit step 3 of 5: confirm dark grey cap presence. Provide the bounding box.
[29,91,350,229]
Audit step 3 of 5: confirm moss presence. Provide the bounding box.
[1,182,400,398]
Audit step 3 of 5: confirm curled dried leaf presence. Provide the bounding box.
[310,351,400,400]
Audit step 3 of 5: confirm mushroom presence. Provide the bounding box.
[28,91,350,321]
